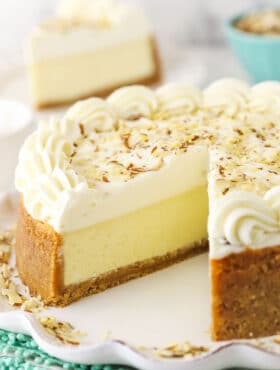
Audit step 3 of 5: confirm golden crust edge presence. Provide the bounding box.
[16,197,63,301]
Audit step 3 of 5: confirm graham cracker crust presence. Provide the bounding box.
[16,199,207,307]
[16,198,63,301]
[35,38,162,110]
[211,246,280,341]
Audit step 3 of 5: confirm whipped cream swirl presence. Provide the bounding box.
[264,186,280,211]
[66,98,117,132]
[16,118,89,225]
[108,86,158,120]
[209,191,280,247]
[204,78,250,117]
[250,81,280,114]
[156,84,203,115]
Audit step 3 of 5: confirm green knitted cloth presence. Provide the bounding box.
[0,328,134,369]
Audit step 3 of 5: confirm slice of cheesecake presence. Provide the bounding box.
[26,0,161,109]
[15,81,280,341]
[15,84,210,305]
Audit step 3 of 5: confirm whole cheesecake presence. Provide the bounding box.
[27,0,161,109]
[15,79,280,341]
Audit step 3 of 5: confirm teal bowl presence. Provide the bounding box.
[226,11,280,82]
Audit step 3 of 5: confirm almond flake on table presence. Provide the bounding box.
[154,341,209,358]
[38,315,86,345]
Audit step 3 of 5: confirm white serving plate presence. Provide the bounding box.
[1,62,280,369]
[2,184,280,370]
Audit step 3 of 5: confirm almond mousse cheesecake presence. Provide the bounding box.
[27,0,161,109]
[15,79,280,341]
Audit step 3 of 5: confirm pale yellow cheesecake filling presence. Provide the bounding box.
[29,36,156,105]
[62,185,208,286]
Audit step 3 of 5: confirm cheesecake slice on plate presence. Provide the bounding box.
[27,0,161,109]
[15,80,280,341]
